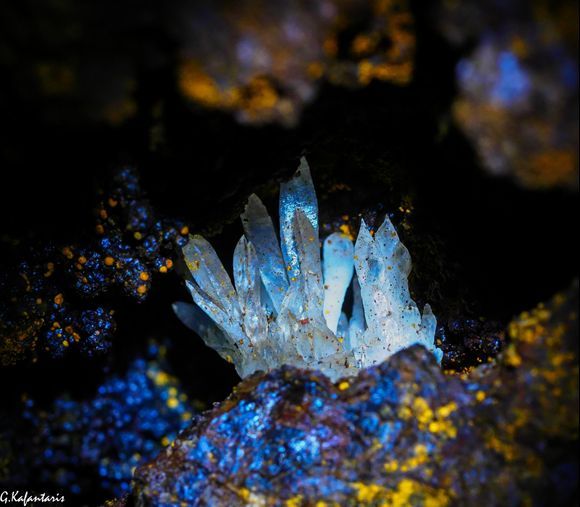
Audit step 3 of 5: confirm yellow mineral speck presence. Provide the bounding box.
[285,495,303,507]
[323,37,338,56]
[476,390,486,402]
[339,224,355,241]
[179,60,224,108]
[167,397,179,409]
[62,340,69,347]
[399,444,430,472]
[104,256,115,266]
[159,266,168,273]
[54,293,64,305]
[137,285,148,295]
[161,436,170,446]
[44,262,55,277]
[398,405,412,420]
[238,488,251,501]
[139,271,150,281]
[413,397,434,425]
[358,60,374,85]
[504,344,522,367]
[436,401,457,419]
[428,420,457,438]
[307,61,324,79]
[351,482,387,503]
[487,435,517,462]
[338,381,350,391]
[134,231,143,240]
[154,371,169,386]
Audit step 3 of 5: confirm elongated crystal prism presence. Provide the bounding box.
[176,157,441,380]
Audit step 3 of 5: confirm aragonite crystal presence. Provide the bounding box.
[175,158,441,381]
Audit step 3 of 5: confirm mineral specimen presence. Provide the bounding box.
[0,167,189,365]
[10,342,194,499]
[440,0,579,189]
[175,0,415,125]
[176,158,441,381]
[132,283,579,506]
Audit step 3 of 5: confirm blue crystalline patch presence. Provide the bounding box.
[456,48,531,108]
[22,354,193,497]
[491,51,531,106]
[184,373,353,495]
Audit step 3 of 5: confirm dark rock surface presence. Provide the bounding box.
[130,284,578,506]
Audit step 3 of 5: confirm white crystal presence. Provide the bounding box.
[241,194,288,313]
[175,157,441,381]
[322,232,354,334]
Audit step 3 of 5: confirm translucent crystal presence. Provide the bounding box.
[241,194,288,313]
[176,157,442,381]
[279,157,318,281]
[322,232,355,334]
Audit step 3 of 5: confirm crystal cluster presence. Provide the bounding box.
[176,158,441,381]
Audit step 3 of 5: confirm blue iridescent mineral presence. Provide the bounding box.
[133,285,579,506]
[0,167,189,365]
[18,343,194,499]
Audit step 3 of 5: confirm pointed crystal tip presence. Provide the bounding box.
[175,158,442,381]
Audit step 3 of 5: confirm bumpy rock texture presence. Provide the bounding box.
[0,167,189,365]
[131,284,578,506]
[2,343,195,499]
